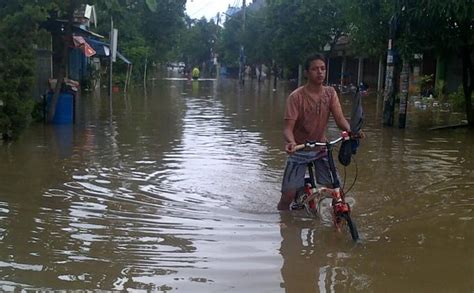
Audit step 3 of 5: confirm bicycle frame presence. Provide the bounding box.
[293,131,359,241]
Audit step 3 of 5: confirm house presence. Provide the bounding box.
[36,4,130,100]
[324,34,464,98]
[325,35,383,92]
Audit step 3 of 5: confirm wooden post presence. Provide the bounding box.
[398,60,409,128]
[357,57,364,85]
[48,2,75,122]
[109,17,114,98]
[272,60,277,91]
[340,56,346,88]
[377,56,384,93]
[239,0,246,86]
[298,64,303,87]
[383,13,399,126]
[144,53,148,96]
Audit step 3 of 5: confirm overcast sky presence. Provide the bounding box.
[185,0,242,20]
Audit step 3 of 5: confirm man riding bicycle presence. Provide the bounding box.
[278,53,351,211]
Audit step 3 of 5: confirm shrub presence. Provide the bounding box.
[446,86,467,112]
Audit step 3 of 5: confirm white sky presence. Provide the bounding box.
[186,0,242,20]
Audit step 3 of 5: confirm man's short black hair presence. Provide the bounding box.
[304,53,326,71]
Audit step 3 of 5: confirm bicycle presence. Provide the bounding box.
[289,131,360,242]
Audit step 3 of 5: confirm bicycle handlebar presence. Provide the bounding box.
[294,131,350,151]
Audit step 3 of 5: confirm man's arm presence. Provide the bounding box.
[330,89,351,132]
[283,119,297,154]
[333,108,351,132]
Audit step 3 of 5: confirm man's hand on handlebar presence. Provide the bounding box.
[285,131,365,155]
[285,142,297,154]
[353,130,366,139]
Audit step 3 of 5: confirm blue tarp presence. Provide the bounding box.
[69,47,87,80]
[86,38,132,64]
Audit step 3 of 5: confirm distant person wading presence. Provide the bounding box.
[192,67,200,80]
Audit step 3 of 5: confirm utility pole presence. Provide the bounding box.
[382,10,399,126]
[215,13,220,78]
[239,0,246,85]
[108,17,120,118]
[398,60,409,128]
[109,16,114,98]
[242,0,246,32]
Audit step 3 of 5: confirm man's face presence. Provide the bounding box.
[306,59,326,85]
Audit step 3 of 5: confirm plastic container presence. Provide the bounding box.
[46,92,74,124]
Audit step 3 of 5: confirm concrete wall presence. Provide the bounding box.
[34,48,52,100]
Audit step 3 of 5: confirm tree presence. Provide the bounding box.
[140,0,186,63]
[219,12,243,68]
[95,0,186,79]
[345,0,473,127]
[342,0,391,57]
[403,0,473,126]
[178,17,219,71]
[242,7,273,66]
[265,0,348,76]
[0,0,188,139]
[0,1,50,139]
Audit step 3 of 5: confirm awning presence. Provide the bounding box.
[116,51,132,65]
[72,35,96,57]
[41,19,104,38]
[85,37,131,64]
[75,25,104,38]
[86,38,109,56]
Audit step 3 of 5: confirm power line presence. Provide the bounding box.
[188,0,222,19]
[188,0,243,20]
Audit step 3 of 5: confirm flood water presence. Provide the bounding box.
[0,76,473,292]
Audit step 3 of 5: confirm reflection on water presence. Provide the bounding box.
[0,77,472,291]
[279,213,371,292]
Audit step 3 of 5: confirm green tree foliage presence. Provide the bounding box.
[95,0,186,79]
[219,13,242,67]
[95,0,151,81]
[0,0,187,139]
[341,0,472,125]
[142,0,186,63]
[0,1,49,139]
[178,17,219,68]
[145,0,157,12]
[391,0,472,57]
[217,6,277,70]
[2,0,472,139]
[242,8,272,66]
[218,0,348,77]
[265,0,347,68]
[342,0,391,57]
[400,0,473,125]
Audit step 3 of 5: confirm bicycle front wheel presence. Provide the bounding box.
[304,199,318,218]
[339,212,359,241]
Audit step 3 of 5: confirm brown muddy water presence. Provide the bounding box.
[0,76,472,292]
